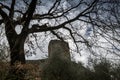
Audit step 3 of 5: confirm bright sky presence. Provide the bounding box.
[0,0,120,64]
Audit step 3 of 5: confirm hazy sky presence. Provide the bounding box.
[0,0,120,64]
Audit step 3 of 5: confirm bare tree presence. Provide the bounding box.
[87,0,120,58]
[0,0,120,79]
[0,0,98,64]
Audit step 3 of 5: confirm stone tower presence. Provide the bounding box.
[48,40,71,60]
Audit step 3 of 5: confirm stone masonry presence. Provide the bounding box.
[48,40,71,60]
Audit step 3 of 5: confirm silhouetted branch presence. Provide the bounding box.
[9,0,16,18]
[0,2,10,11]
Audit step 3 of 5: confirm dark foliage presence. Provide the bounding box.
[41,55,120,80]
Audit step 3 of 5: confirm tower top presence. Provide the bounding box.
[48,40,71,60]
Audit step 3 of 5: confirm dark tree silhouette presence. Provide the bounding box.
[0,0,98,79]
[0,0,120,79]
[0,0,97,65]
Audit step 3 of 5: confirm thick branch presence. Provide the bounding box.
[0,2,10,11]
[9,0,16,18]
[28,23,64,33]
[0,8,9,21]
[21,0,37,32]
[16,0,36,25]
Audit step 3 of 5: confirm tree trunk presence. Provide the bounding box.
[6,34,28,80]
[10,35,26,65]
[5,24,28,79]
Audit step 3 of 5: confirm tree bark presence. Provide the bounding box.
[10,34,26,65]
[5,24,28,80]
[6,34,28,79]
